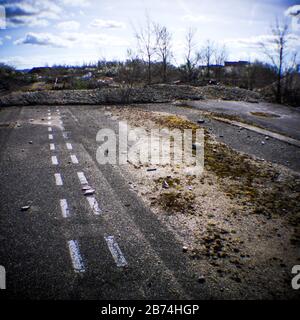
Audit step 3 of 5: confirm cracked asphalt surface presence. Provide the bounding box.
[133,103,300,172]
[186,100,300,141]
[0,103,299,300]
[0,105,210,300]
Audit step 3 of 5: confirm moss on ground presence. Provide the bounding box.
[154,114,199,130]
[158,190,196,214]
[152,113,300,244]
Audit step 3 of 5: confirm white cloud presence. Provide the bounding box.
[181,14,214,23]
[0,55,32,68]
[5,35,12,40]
[14,32,70,48]
[89,19,125,29]
[60,0,90,7]
[14,31,129,49]
[3,0,61,28]
[285,5,300,17]
[285,5,300,31]
[7,16,50,28]
[57,20,80,31]
[61,32,129,47]
[224,33,300,50]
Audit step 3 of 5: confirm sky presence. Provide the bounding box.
[0,0,299,69]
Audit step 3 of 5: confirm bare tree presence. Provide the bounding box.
[154,23,172,83]
[200,40,215,78]
[282,51,298,102]
[133,13,156,85]
[118,49,143,103]
[259,19,290,103]
[214,44,228,81]
[182,27,199,82]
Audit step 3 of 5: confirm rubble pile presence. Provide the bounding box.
[198,85,261,102]
[0,84,262,106]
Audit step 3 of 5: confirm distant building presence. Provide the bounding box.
[224,61,249,67]
[224,61,250,73]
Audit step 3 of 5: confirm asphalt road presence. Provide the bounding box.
[135,103,300,172]
[0,103,299,300]
[187,100,300,141]
[0,105,211,300]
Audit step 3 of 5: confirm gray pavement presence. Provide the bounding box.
[186,100,300,141]
[0,105,207,299]
[0,102,299,300]
[134,103,300,172]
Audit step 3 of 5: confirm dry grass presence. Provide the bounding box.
[152,114,300,244]
[110,106,300,298]
[154,114,199,130]
[111,106,300,245]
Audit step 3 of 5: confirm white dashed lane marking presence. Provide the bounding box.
[54,173,63,186]
[66,143,73,150]
[48,121,51,125]
[77,172,88,185]
[60,199,70,218]
[105,236,128,267]
[50,143,55,151]
[67,240,85,273]
[51,155,58,165]
[48,127,52,132]
[48,116,51,120]
[70,154,79,164]
[86,196,101,215]
[48,134,53,140]
[77,172,102,215]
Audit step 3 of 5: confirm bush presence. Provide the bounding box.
[0,63,34,91]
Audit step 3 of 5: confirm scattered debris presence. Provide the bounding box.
[192,143,202,150]
[162,180,169,189]
[21,205,30,211]
[147,168,157,172]
[84,189,95,196]
[107,106,300,299]
[82,185,95,196]
[182,246,188,252]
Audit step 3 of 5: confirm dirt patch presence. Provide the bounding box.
[107,106,299,299]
